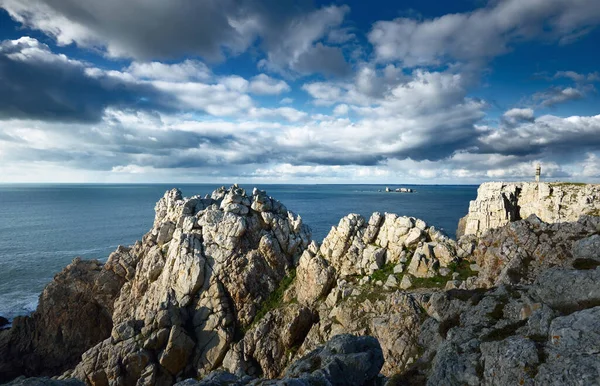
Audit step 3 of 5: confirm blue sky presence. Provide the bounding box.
[0,0,599,183]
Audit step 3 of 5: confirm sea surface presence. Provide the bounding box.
[0,184,477,320]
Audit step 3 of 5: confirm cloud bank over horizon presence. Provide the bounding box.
[1,0,600,183]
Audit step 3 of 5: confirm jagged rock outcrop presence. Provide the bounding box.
[228,212,471,378]
[69,186,311,385]
[458,182,600,237]
[227,214,600,382]
[180,334,384,386]
[316,213,458,282]
[0,255,128,382]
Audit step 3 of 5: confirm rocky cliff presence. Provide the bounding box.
[458,181,600,237]
[1,184,600,386]
[0,256,127,380]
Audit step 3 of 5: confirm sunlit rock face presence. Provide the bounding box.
[458,182,600,238]
[69,185,310,385]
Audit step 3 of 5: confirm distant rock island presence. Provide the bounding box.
[1,182,600,385]
[384,186,414,193]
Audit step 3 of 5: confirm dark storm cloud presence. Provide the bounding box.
[1,0,351,76]
[293,43,351,77]
[0,38,173,122]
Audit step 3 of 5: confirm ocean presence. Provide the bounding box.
[0,184,477,320]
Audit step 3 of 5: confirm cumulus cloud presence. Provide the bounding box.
[502,108,535,126]
[1,2,600,183]
[0,37,297,122]
[368,0,600,66]
[333,104,349,115]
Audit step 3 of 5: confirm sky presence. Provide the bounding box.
[0,0,600,184]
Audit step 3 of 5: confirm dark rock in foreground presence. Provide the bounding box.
[175,334,384,386]
[4,377,84,386]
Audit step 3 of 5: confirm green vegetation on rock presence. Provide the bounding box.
[247,269,296,331]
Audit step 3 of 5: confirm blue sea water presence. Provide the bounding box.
[0,184,477,319]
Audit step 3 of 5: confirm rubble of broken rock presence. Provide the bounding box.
[1,184,599,386]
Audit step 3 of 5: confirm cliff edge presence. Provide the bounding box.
[457,181,600,237]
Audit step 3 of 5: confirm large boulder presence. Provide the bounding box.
[296,243,336,306]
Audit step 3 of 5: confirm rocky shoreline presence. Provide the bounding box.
[1,183,599,386]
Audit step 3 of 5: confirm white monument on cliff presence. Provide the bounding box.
[535,164,541,182]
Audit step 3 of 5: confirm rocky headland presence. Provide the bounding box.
[1,182,599,386]
[458,181,600,237]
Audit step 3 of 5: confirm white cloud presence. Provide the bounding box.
[578,153,600,177]
[280,97,294,104]
[533,87,584,107]
[333,104,349,115]
[554,70,600,83]
[126,60,212,82]
[248,107,307,122]
[220,75,250,93]
[368,0,600,66]
[248,74,290,95]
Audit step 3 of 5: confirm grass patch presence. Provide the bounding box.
[285,343,301,359]
[370,262,395,282]
[449,260,475,281]
[409,260,475,289]
[586,209,600,217]
[246,269,296,331]
[351,285,387,304]
[411,276,449,288]
[364,257,476,291]
[550,182,587,187]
